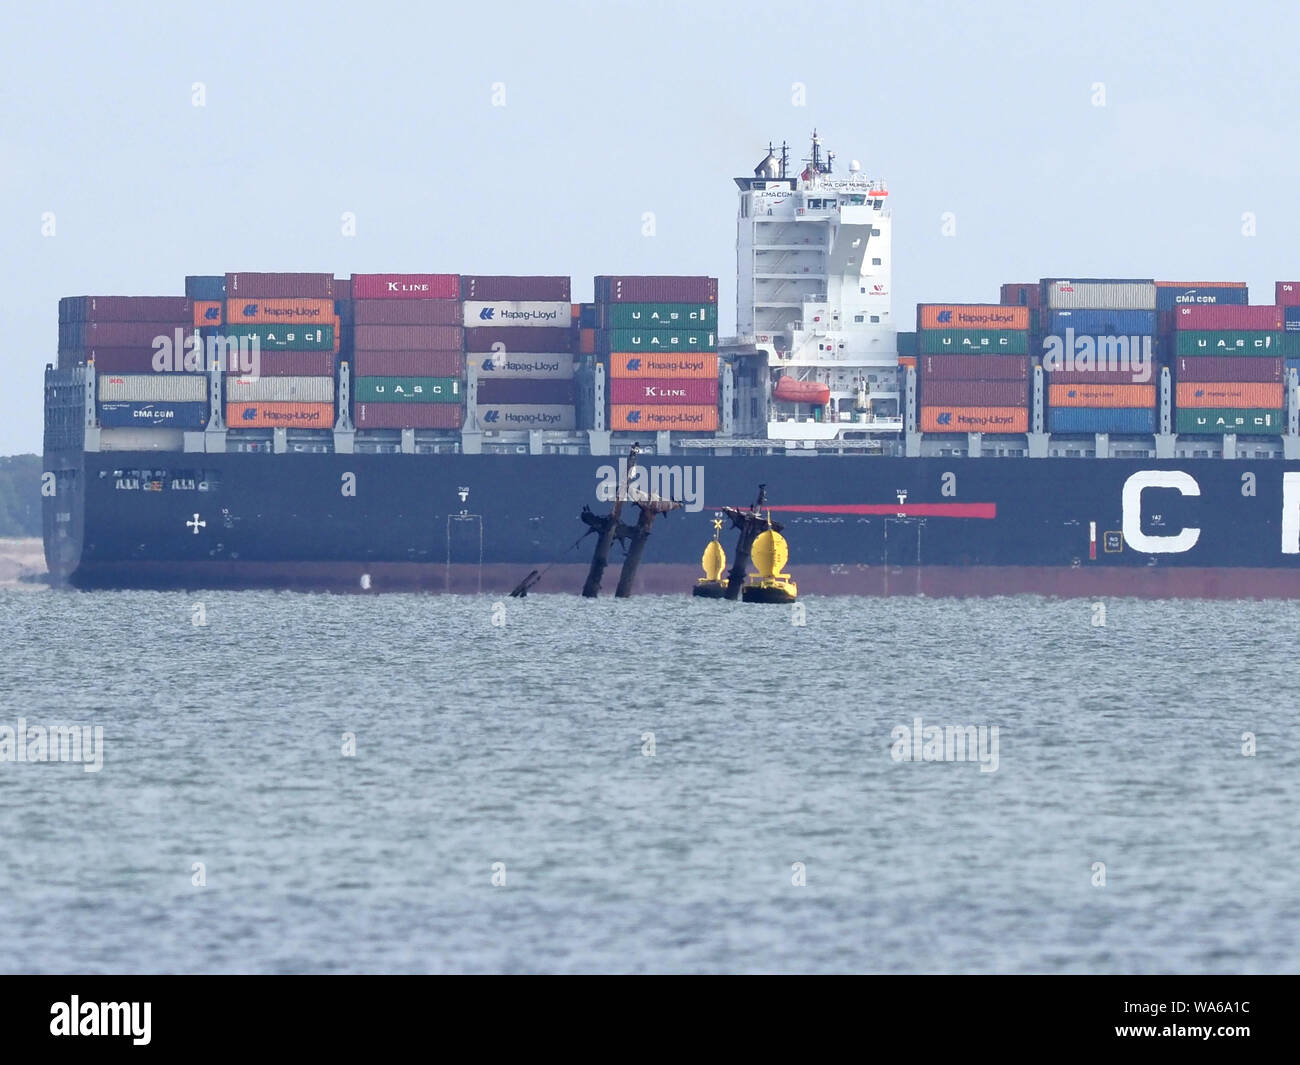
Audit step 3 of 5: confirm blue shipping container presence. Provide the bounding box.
[1155,285,1249,311]
[98,401,209,428]
[184,275,226,301]
[1284,307,1300,333]
[1047,407,1156,434]
[1047,309,1157,334]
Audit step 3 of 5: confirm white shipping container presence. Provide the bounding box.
[466,353,575,379]
[463,301,571,327]
[99,428,186,451]
[97,374,208,402]
[226,376,335,402]
[475,404,576,430]
[1045,280,1157,310]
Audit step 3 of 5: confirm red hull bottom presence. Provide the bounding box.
[69,561,1300,598]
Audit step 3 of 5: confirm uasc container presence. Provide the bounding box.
[597,303,720,329]
[223,324,334,351]
[918,329,1028,354]
[353,377,461,403]
[1175,408,1284,435]
[600,328,716,353]
[1175,331,1281,356]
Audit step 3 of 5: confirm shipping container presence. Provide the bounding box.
[608,405,719,432]
[62,296,191,323]
[1175,331,1281,356]
[1174,305,1283,330]
[227,402,335,428]
[97,401,209,429]
[917,305,1030,331]
[1175,382,1283,408]
[225,273,334,299]
[354,403,463,430]
[1172,356,1283,382]
[918,329,1028,355]
[352,350,463,377]
[1154,282,1248,310]
[1044,366,1155,384]
[466,352,574,379]
[599,328,716,353]
[595,276,719,304]
[1281,333,1300,357]
[349,273,459,300]
[1175,408,1284,435]
[1046,309,1157,334]
[222,324,334,351]
[919,407,1029,433]
[224,297,335,325]
[82,349,172,374]
[1048,383,1156,408]
[460,276,571,301]
[1277,282,1300,307]
[579,328,596,355]
[219,352,335,377]
[596,303,720,329]
[476,378,576,406]
[898,356,917,370]
[918,354,1030,381]
[1283,306,1300,333]
[226,376,335,403]
[350,324,463,351]
[185,276,226,302]
[477,405,577,430]
[1042,279,1157,310]
[464,327,573,354]
[607,352,719,379]
[462,301,571,328]
[921,380,1027,407]
[352,299,463,326]
[353,377,461,403]
[896,331,918,357]
[193,300,223,327]
[999,283,1041,309]
[608,378,719,405]
[98,427,186,451]
[65,321,193,347]
[98,374,208,403]
[1047,407,1156,434]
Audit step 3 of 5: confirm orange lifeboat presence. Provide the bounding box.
[772,376,831,406]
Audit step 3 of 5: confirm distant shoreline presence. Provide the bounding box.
[0,538,47,589]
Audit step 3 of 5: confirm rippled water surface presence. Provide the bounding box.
[2,589,1297,973]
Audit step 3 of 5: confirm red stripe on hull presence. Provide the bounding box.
[760,502,997,518]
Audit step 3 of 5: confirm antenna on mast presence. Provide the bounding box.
[780,140,789,179]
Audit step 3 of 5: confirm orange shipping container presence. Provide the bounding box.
[226,402,334,428]
[225,298,336,325]
[193,300,223,327]
[1048,384,1156,408]
[333,316,341,355]
[607,352,718,379]
[920,406,1028,433]
[897,355,917,369]
[918,305,1030,331]
[1175,381,1284,408]
[609,404,718,431]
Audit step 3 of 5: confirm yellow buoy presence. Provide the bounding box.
[743,522,797,603]
[692,520,729,597]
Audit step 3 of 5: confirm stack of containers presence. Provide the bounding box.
[596,276,720,432]
[58,295,207,429]
[1276,282,1300,383]
[350,273,464,430]
[462,276,576,430]
[222,273,338,429]
[1173,304,1284,435]
[917,304,1030,433]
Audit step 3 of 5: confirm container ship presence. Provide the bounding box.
[41,133,1300,597]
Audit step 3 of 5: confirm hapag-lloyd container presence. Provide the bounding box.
[1175,331,1281,356]
[918,355,1030,381]
[460,276,571,301]
[464,327,573,353]
[353,300,463,326]
[350,273,459,300]
[1175,382,1283,408]
[607,352,718,378]
[1047,383,1156,408]
[595,276,719,303]
[352,351,463,377]
[608,378,720,405]
[226,402,335,427]
[476,378,576,406]
[1277,282,1300,307]
[352,325,464,351]
[1176,408,1284,434]
[353,377,461,403]
[194,300,223,326]
[1047,309,1158,334]
[462,302,570,328]
[226,376,335,403]
[1154,282,1249,310]
[225,298,335,324]
[601,328,717,352]
[225,352,336,377]
[60,296,191,323]
[98,374,208,402]
[1173,356,1283,382]
[1043,280,1157,310]
[478,405,577,430]
[917,305,1030,331]
[467,353,574,379]
[920,407,1029,433]
[97,401,209,429]
[597,303,720,329]
[1174,305,1283,330]
[918,329,1028,354]
[1047,407,1156,434]
[226,273,334,299]
[354,403,463,430]
[920,380,1027,407]
[222,324,334,351]
[608,405,719,432]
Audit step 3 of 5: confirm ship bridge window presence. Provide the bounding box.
[870,315,880,323]
[872,257,882,265]
[854,315,865,323]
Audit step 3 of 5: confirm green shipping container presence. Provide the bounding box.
[1280,333,1300,357]
[353,376,461,403]
[222,324,334,351]
[604,328,717,353]
[601,303,719,329]
[896,331,918,357]
[918,329,1028,355]
[1175,408,1284,435]
[1174,331,1282,356]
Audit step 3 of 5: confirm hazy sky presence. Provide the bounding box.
[2,0,1297,453]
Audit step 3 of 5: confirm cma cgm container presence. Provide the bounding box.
[596,303,720,329]
[1175,382,1283,408]
[607,353,718,378]
[478,405,577,430]
[917,305,1030,331]
[1047,407,1156,434]
[353,351,462,377]
[1175,332,1281,356]
[354,403,463,430]
[918,355,1030,381]
[464,327,572,354]
[460,276,571,301]
[1046,309,1157,334]
[919,407,1029,433]
[226,273,334,299]
[1155,282,1248,310]
[608,405,719,432]
[595,276,719,303]
[608,378,719,405]
[1174,305,1283,331]
[918,329,1028,355]
[1173,356,1283,382]
[1043,280,1156,310]
[226,376,335,403]
[225,298,335,324]
[97,401,208,429]
[349,273,459,300]
[1176,408,1284,435]
[467,353,574,379]
[227,402,335,427]
[354,377,461,403]
[477,378,576,405]
[352,300,463,326]
[920,380,1026,406]
[462,302,570,328]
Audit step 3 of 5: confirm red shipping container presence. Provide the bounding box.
[226,273,335,299]
[460,276,571,301]
[353,325,464,350]
[1045,366,1156,384]
[68,321,191,347]
[476,378,576,405]
[463,327,574,353]
[353,299,463,326]
[61,296,190,322]
[609,378,720,405]
[1174,305,1283,330]
[224,352,336,377]
[354,403,463,429]
[352,350,463,377]
[919,355,1031,381]
[999,283,1041,309]
[350,273,459,300]
[83,349,170,373]
[921,380,1027,406]
[333,278,352,301]
[1277,282,1300,307]
[1173,356,1284,382]
[595,276,719,303]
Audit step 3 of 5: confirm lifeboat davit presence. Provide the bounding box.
[772,376,831,406]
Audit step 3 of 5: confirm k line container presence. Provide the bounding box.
[460,276,571,301]
[1175,408,1284,435]
[226,376,335,403]
[222,324,334,351]
[1047,407,1156,434]
[98,374,208,402]
[97,401,209,429]
[354,403,463,430]
[1174,305,1283,330]
[477,405,577,430]
[920,406,1029,433]
[352,299,463,326]
[1172,356,1283,382]
[921,380,1027,406]
[600,328,716,353]
[227,402,335,427]
[463,327,573,354]
[918,329,1028,355]
[1043,280,1157,310]
[225,298,335,324]
[463,301,570,328]
[1175,331,1281,356]
[608,405,719,431]
[1154,283,1248,310]
[1175,382,1284,408]
[352,350,463,377]
[607,352,719,378]
[226,273,334,299]
[918,355,1030,381]
[352,325,464,351]
[917,305,1030,331]
[350,273,460,300]
[608,378,720,405]
[476,378,576,406]
[353,377,462,403]
[467,352,574,379]
[1048,383,1155,408]
[1046,309,1157,334]
[595,276,719,303]
[596,303,720,329]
